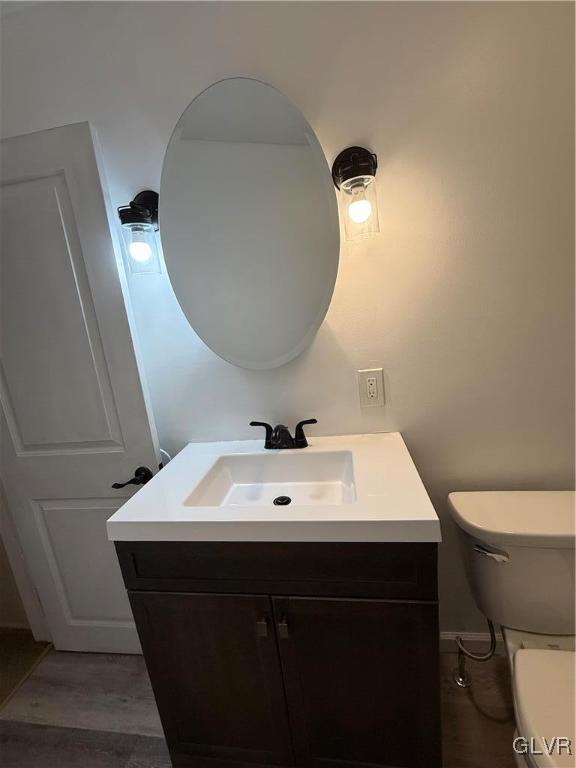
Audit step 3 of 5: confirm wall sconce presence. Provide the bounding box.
[332,147,379,240]
[117,190,161,274]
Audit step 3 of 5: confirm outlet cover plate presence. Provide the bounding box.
[358,368,385,408]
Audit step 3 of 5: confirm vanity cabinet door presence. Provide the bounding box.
[272,597,441,768]
[129,591,294,767]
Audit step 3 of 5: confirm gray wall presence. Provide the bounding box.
[1,1,573,633]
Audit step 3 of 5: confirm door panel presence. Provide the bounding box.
[0,123,159,651]
[1,173,122,453]
[35,499,133,622]
[129,591,294,766]
[272,597,441,768]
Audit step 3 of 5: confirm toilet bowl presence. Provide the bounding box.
[448,491,575,768]
[512,649,575,768]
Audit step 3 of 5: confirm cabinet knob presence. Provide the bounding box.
[277,619,289,639]
[256,617,268,638]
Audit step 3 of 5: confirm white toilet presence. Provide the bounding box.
[448,491,575,768]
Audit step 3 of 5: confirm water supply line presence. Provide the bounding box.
[452,618,498,688]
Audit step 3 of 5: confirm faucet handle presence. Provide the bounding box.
[249,421,274,449]
[294,419,317,448]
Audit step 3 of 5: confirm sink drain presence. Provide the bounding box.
[273,495,292,506]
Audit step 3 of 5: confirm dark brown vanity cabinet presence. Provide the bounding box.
[129,592,294,767]
[117,542,441,768]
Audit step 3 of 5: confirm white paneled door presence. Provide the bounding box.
[0,123,160,652]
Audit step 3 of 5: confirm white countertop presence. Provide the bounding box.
[106,432,441,543]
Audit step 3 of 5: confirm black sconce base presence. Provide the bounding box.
[131,190,159,226]
[331,147,377,189]
[118,190,159,229]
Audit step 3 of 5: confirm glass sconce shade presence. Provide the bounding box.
[120,222,161,274]
[340,174,379,240]
[332,147,379,241]
[118,190,161,274]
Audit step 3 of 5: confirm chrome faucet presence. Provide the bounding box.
[249,419,317,449]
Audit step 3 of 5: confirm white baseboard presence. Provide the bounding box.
[440,630,505,655]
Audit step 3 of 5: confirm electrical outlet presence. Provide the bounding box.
[366,376,378,400]
[358,368,384,408]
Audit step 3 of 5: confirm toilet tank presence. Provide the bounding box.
[448,491,575,636]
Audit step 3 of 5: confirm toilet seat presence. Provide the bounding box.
[513,650,575,768]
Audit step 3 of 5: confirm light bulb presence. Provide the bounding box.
[348,198,372,224]
[129,241,153,263]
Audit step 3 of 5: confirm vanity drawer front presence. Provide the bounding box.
[116,542,437,600]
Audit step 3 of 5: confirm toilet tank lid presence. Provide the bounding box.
[448,491,575,549]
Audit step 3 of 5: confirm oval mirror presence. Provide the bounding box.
[160,78,339,369]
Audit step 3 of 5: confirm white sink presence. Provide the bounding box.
[185,451,356,507]
[107,432,441,543]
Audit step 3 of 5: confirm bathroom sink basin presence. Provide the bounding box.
[185,451,356,507]
[106,432,441,543]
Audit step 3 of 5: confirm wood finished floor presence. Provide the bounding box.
[0,650,516,768]
[0,628,50,708]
